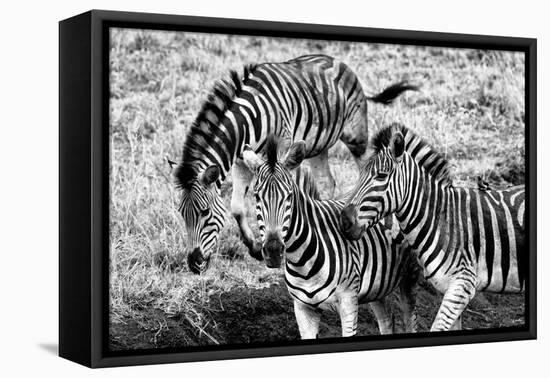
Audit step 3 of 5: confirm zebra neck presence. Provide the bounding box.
[182,100,262,180]
[284,186,318,261]
[395,164,454,259]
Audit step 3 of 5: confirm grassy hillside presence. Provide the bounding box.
[109,28,525,350]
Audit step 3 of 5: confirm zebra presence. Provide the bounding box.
[339,123,526,331]
[167,54,417,273]
[241,135,419,338]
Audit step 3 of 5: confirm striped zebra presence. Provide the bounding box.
[340,123,526,331]
[167,54,417,273]
[241,135,419,338]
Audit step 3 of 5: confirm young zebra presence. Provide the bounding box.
[168,54,417,273]
[242,135,419,338]
[340,123,526,331]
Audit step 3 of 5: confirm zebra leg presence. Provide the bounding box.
[450,315,463,331]
[293,300,321,339]
[397,284,419,333]
[396,246,420,333]
[369,299,395,334]
[231,159,262,260]
[338,294,359,337]
[306,150,336,198]
[431,277,476,331]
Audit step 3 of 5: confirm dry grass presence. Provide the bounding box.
[108,28,525,350]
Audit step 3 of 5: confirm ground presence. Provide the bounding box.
[108,28,526,350]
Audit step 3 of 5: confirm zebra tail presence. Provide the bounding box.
[366,81,419,105]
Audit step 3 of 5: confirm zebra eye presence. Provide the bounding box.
[200,207,211,217]
[377,171,390,179]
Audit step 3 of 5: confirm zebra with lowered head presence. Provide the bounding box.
[242,135,419,338]
[167,54,417,273]
[340,123,526,331]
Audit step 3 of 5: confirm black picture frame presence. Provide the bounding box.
[59,9,537,368]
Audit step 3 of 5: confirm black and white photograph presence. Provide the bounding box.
[107,26,528,351]
[4,0,550,375]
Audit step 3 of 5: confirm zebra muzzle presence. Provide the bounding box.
[187,247,210,274]
[340,204,366,241]
[263,235,285,268]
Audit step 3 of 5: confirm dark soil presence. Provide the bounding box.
[109,277,525,351]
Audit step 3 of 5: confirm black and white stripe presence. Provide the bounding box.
[177,177,226,273]
[171,54,416,273]
[243,135,419,338]
[341,123,526,331]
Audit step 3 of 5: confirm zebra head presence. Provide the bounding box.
[169,162,226,274]
[341,125,406,240]
[242,135,306,268]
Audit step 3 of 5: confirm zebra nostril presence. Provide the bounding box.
[265,238,283,254]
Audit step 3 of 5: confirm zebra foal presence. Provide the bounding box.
[242,135,419,338]
[340,123,526,331]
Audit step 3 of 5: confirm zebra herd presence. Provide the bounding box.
[168,54,526,337]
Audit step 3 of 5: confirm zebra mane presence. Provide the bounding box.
[372,123,454,187]
[176,64,258,188]
[265,133,279,173]
[174,163,198,190]
[262,134,319,199]
[293,166,321,200]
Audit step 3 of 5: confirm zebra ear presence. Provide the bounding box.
[391,133,405,162]
[242,145,263,172]
[200,165,220,186]
[283,141,306,170]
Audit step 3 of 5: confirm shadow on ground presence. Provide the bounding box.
[38,343,58,355]
[109,277,525,351]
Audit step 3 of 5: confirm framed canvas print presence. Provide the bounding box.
[59,10,537,368]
